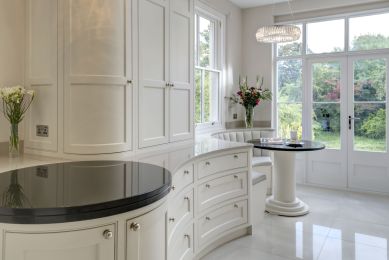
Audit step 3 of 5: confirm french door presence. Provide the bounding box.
[306,55,389,193]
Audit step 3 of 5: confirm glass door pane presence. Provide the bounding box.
[353,58,387,152]
[312,62,341,149]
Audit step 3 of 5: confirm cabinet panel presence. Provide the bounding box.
[168,222,193,260]
[4,224,116,260]
[198,200,248,248]
[138,0,169,148]
[169,0,193,142]
[168,189,193,241]
[64,0,132,154]
[25,0,58,152]
[67,84,127,145]
[127,202,166,260]
[198,172,248,212]
[198,152,249,179]
[170,88,192,141]
[69,0,125,76]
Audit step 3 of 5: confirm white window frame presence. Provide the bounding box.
[194,0,226,133]
[273,8,389,140]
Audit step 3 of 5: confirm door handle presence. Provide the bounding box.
[348,116,360,130]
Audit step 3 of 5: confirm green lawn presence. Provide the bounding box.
[314,131,386,152]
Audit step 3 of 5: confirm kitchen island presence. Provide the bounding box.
[0,138,257,260]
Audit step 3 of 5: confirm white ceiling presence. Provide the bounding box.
[229,0,289,8]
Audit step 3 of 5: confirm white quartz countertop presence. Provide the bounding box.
[0,137,253,174]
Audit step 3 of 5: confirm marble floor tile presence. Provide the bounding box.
[201,186,389,260]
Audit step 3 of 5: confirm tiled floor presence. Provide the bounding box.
[202,185,389,260]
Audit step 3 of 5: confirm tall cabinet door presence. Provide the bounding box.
[169,0,194,142]
[25,0,58,152]
[138,0,170,148]
[63,0,133,154]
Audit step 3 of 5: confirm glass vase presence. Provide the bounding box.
[9,123,20,157]
[245,106,254,128]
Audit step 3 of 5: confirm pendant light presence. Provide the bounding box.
[256,0,301,43]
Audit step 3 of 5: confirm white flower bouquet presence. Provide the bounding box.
[0,86,35,156]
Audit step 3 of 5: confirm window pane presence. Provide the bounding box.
[277,24,303,57]
[203,71,219,123]
[350,13,389,51]
[354,103,386,152]
[278,103,302,139]
[312,62,341,102]
[277,59,302,102]
[313,103,341,149]
[354,58,386,102]
[198,16,215,68]
[307,19,344,54]
[195,69,202,123]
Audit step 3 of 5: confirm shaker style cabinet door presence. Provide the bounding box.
[138,0,170,148]
[4,225,116,260]
[169,0,194,142]
[126,203,167,260]
[63,0,133,154]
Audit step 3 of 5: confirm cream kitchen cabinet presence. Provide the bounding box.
[127,203,167,260]
[25,0,134,155]
[4,224,116,260]
[138,0,194,148]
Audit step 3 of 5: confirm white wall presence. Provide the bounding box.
[0,0,26,142]
[241,0,389,124]
[200,0,244,123]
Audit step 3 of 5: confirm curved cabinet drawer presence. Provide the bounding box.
[198,152,248,179]
[168,222,194,260]
[198,172,248,212]
[171,164,194,196]
[168,188,194,241]
[198,200,248,248]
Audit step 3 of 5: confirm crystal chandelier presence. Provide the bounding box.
[256,0,301,43]
[256,25,301,43]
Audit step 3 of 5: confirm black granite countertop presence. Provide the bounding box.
[0,161,171,224]
[249,140,325,152]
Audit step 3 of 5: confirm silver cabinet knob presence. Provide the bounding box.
[205,216,211,221]
[234,204,239,208]
[171,185,176,191]
[103,229,113,239]
[184,196,190,201]
[234,155,239,159]
[129,222,141,231]
[205,184,211,188]
[169,217,175,222]
[184,170,190,175]
[170,83,175,87]
[234,175,238,179]
[165,82,169,87]
[205,161,211,166]
[127,80,132,84]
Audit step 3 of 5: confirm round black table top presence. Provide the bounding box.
[249,139,325,152]
[0,161,171,224]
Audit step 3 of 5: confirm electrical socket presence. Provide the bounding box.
[36,125,49,137]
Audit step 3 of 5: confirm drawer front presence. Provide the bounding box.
[198,152,248,179]
[168,223,194,260]
[171,164,194,196]
[168,189,194,240]
[198,172,248,212]
[198,200,248,248]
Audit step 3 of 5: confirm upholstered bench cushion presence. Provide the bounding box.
[252,171,267,185]
[252,156,272,167]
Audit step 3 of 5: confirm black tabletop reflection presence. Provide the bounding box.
[249,140,325,152]
[0,161,171,224]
